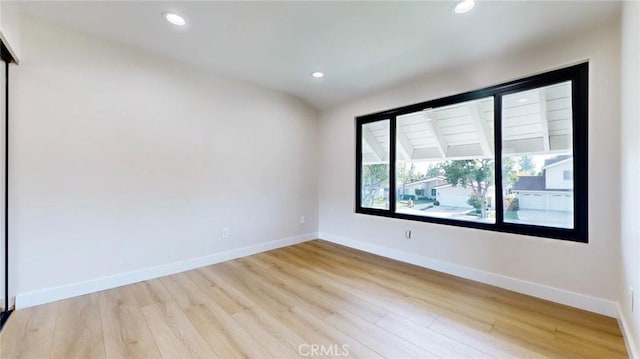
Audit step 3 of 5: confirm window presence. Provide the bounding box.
[394,98,496,223]
[502,82,575,229]
[355,63,588,242]
[359,119,390,210]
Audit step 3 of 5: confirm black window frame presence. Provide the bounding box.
[355,63,588,243]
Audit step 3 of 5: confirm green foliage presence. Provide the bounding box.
[505,195,519,220]
[440,159,493,218]
[440,159,493,189]
[518,156,535,174]
[397,162,421,204]
[467,193,483,210]
[426,164,443,178]
[502,157,519,188]
[362,164,388,207]
[397,162,419,185]
[434,200,440,206]
[505,195,519,211]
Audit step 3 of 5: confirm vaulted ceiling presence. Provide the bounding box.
[19,1,619,109]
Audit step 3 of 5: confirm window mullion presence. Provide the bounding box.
[355,122,363,212]
[389,116,397,213]
[494,94,505,225]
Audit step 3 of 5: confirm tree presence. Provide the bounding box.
[397,162,418,199]
[467,193,483,211]
[504,195,519,220]
[502,157,519,189]
[361,164,388,207]
[518,156,535,175]
[440,159,493,218]
[426,164,443,178]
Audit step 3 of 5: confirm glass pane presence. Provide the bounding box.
[395,97,495,223]
[501,81,574,229]
[361,119,390,209]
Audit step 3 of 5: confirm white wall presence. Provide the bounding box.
[545,160,572,190]
[0,0,19,312]
[0,0,20,61]
[620,1,640,356]
[319,19,621,315]
[10,16,319,303]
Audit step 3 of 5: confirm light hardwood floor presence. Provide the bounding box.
[0,240,629,358]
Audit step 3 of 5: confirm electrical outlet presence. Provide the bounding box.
[630,286,635,312]
[405,229,412,239]
[222,227,230,239]
[300,215,306,224]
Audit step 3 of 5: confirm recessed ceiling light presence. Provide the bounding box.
[163,12,186,26]
[454,0,475,14]
[311,72,325,78]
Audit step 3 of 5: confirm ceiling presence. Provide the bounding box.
[19,1,620,109]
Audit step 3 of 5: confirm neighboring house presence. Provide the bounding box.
[400,176,495,208]
[398,176,447,199]
[435,184,495,208]
[512,156,573,211]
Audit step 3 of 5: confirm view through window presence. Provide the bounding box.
[356,63,588,242]
[394,98,495,223]
[360,119,390,210]
[502,82,574,229]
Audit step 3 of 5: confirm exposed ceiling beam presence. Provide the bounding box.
[468,102,493,157]
[423,109,447,158]
[538,88,551,152]
[396,125,414,161]
[362,126,387,162]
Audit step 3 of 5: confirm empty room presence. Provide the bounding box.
[0,0,638,358]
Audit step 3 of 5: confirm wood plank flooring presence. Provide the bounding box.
[0,240,628,358]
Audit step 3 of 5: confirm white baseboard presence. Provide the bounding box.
[617,304,640,359]
[319,232,618,318]
[16,232,318,309]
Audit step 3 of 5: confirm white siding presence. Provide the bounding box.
[545,160,573,189]
[519,193,545,210]
[549,194,573,211]
[516,191,573,211]
[436,186,473,208]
